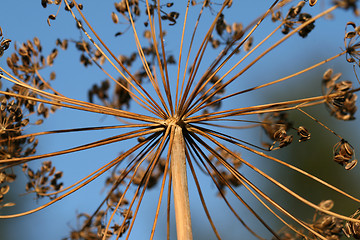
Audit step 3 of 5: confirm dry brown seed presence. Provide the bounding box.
[50,71,56,80]
[309,0,317,6]
[33,37,41,50]
[0,172,6,184]
[344,222,352,237]
[341,144,354,157]
[1,185,10,195]
[35,119,44,125]
[6,174,16,183]
[54,171,63,179]
[346,31,357,39]
[28,136,35,144]
[1,39,11,51]
[37,102,45,114]
[323,68,334,81]
[21,118,29,127]
[143,30,151,39]
[18,47,28,56]
[297,126,311,142]
[333,154,349,164]
[273,128,287,140]
[133,5,140,16]
[40,176,48,185]
[243,36,253,52]
[279,135,293,148]
[2,202,15,207]
[111,12,119,24]
[319,200,334,210]
[61,39,68,50]
[41,0,48,8]
[345,159,358,170]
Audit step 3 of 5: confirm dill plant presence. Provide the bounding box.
[1,0,360,239]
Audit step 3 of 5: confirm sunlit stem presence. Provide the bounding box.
[171,125,193,240]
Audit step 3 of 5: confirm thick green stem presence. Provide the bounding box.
[171,126,193,240]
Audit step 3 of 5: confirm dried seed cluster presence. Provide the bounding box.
[343,209,360,239]
[88,78,131,110]
[344,21,360,65]
[262,112,292,150]
[7,37,59,81]
[272,1,315,38]
[333,139,357,170]
[0,29,65,210]
[22,161,63,199]
[334,0,359,15]
[0,97,38,160]
[1,1,360,239]
[322,68,357,121]
[0,171,16,209]
[0,27,11,58]
[311,200,344,240]
[261,112,311,151]
[209,13,245,51]
[66,209,132,240]
[274,200,345,240]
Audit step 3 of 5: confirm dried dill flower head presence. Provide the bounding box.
[1,1,360,240]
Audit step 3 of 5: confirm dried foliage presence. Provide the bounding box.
[1,0,360,240]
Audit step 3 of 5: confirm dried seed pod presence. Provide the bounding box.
[47,15,56,26]
[243,36,253,52]
[333,139,357,169]
[0,185,10,195]
[5,174,16,183]
[309,0,317,7]
[1,39,11,51]
[318,199,334,211]
[345,159,358,170]
[335,80,352,92]
[111,12,119,24]
[278,135,293,148]
[0,173,6,184]
[2,202,15,208]
[298,13,315,38]
[297,126,311,142]
[64,1,75,11]
[41,0,48,8]
[344,209,360,239]
[323,68,334,81]
[137,137,146,142]
[340,141,354,156]
[273,128,287,140]
[27,169,34,179]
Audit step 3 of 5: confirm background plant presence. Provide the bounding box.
[1,0,360,239]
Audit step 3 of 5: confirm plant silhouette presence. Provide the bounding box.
[1,0,360,239]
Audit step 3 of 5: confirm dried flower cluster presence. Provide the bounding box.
[1,0,360,240]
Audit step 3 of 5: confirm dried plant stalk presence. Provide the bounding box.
[171,125,193,240]
[2,0,360,239]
